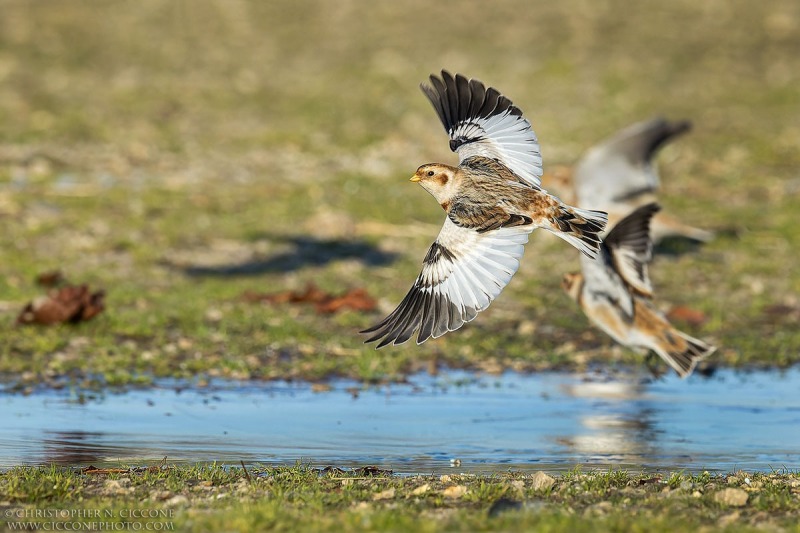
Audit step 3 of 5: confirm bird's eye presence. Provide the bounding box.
[427,170,435,177]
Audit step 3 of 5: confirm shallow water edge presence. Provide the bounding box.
[2,368,799,475]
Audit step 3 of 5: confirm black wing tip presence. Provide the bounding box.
[647,116,692,137]
[359,285,429,349]
[622,117,693,162]
[605,203,661,246]
[420,70,519,133]
[360,274,469,348]
[650,118,692,156]
[627,202,662,221]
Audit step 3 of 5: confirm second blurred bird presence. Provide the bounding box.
[561,203,716,378]
[545,118,714,244]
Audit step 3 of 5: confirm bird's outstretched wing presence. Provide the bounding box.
[603,203,660,296]
[574,118,691,207]
[579,252,636,319]
[362,218,532,347]
[578,203,660,317]
[420,70,543,189]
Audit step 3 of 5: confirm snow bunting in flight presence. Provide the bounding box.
[362,71,608,348]
[561,203,716,378]
[569,118,714,243]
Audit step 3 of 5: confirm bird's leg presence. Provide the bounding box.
[644,351,667,380]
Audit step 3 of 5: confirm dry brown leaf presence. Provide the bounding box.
[666,305,708,327]
[17,284,105,325]
[241,283,328,304]
[315,288,376,314]
[35,270,65,287]
[242,283,376,314]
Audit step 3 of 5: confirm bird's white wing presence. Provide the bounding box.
[573,118,691,208]
[578,202,660,317]
[579,251,635,319]
[420,70,543,189]
[362,217,532,347]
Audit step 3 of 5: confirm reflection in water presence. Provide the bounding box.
[558,379,658,463]
[2,369,800,473]
[42,431,111,465]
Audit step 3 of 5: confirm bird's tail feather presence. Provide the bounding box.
[546,205,608,258]
[659,331,716,378]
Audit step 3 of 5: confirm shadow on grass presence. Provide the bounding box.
[654,225,740,256]
[654,236,707,256]
[179,236,398,277]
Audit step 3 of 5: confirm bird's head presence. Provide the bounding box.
[561,272,584,301]
[410,164,459,206]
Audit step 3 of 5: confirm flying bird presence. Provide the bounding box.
[362,71,608,348]
[556,118,714,243]
[561,203,716,378]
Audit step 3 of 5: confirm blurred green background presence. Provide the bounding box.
[0,0,798,388]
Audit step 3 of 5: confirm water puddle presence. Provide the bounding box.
[2,368,799,474]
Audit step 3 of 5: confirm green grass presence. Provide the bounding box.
[1,1,799,389]
[1,465,799,532]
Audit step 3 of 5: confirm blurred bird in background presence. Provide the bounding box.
[561,203,716,378]
[545,118,714,244]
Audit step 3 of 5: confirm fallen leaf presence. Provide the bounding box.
[17,284,105,325]
[36,270,65,287]
[666,305,708,327]
[315,288,376,314]
[241,283,376,314]
[242,283,328,305]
